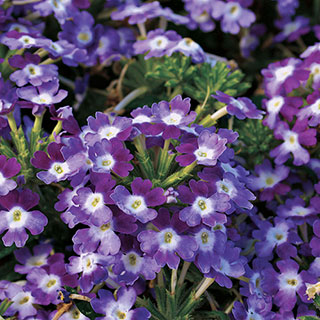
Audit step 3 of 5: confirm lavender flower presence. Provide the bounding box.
[240,24,266,58]
[176,130,227,166]
[138,208,198,269]
[276,0,299,17]
[269,120,317,166]
[9,53,58,87]
[91,287,150,320]
[212,91,264,120]
[110,178,166,223]
[0,77,18,115]
[0,155,21,196]
[169,38,206,63]
[0,189,48,247]
[310,220,320,257]
[298,91,320,127]
[178,179,230,227]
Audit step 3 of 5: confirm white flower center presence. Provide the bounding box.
[25,64,42,78]
[126,195,146,213]
[266,96,284,113]
[274,65,294,83]
[162,112,182,125]
[7,207,27,229]
[32,93,53,105]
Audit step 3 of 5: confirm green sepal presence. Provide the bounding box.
[0,299,13,316]
[0,138,16,159]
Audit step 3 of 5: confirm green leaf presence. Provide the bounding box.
[298,316,320,320]
[74,300,104,320]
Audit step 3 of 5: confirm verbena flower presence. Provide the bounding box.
[0,155,21,196]
[0,189,48,247]
[298,91,320,127]
[0,77,18,115]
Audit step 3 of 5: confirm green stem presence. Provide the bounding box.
[171,267,178,295]
[199,106,228,127]
[6,112,18,133]
[48,121,62,143]
[40,57,61,65]
[178,261,191,286]
[299,222,308,243]
[137,23,147,38]
[200,85,211,109]
[194,277,215,300]
[157,139,172,180]
[157,269,165,288]
[30,112,45,154]
[114,86,148,113]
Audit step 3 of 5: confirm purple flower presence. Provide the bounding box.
[212,91,264,120]
[85,112,132,146]
[253,218,301,260]
[110,178,166,223]
[248,159,290,201]
[0,155,21,196]
[240,24,266,58]
[0,77,18,115]
[138,208,198,269]
[31,142,85,184]
[54,305,89,320]
[88,139,133,176]
[178,179,230,227]
[205,242,246,288]
[302,51,320,90]
[91,287,150,320]
[310,220,320,257]
[8,53,58,87]
[16,79,68,106]
[170,37,206,63]
[151,95,197,139]
[14,243,64,274]
[298,91,320,127]
[176,130,227,167]
[262,259,316,311]
[261,58,310,97]
[274,16,310,43]
[211,0,255,35]
[27,261,78,305]
[67,251,110,293]
[0,189,48,247]
[133,29,181,59]
[277,0,299,17]
[269,120,317,166]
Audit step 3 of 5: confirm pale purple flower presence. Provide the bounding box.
[211,0,255,34]
[302,51,320,90]
[0,155,21,196]
[248,159,290,201]
[270,120,317,166]
[0,189,48,247]
[298,91,320,126]
[0,77,18,115]
[277,0,299,17]
[9,53,58,87]
[17,79,68,106]
[176,130,227,166]
[240,24,266,58]
[138,208,198,269]
[110,178,166,223]
[212,91,264,120]
[91,287,150,320]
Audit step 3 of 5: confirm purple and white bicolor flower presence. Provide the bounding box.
[0,189,48,247]
[9,53,58,87]
[91,287,151,320]
[176,130,227,167]
[178,179,230,227]
[110,178,166,223]
[0,77,18,115]
[298,91,320,127]
[16,79,68,106]
[138,208,198,269]
[31,142,86,184]
[248,159,290,201]
[270,120,317,166]
[0,155,21,196]
[88,139,133,176]
[169,38,206,63]
[212,91,264,120]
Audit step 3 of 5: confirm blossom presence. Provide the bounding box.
[91,287,150,320]
[211,0,255,35]
[178,179,230,227]
[31,142,85,184]
[248,159,290,201]
[138,208,198,269]
[298,91,320,127]
[310,220,320,257]
[0,77,18,115]
[269,120,317,166]
[8,53,58,87]
[276,0,299,17]
[176,130,227,166]
[0,155,21,196]
[110,178,165,223]
[240,24,266,58]
[0,189,48,247]
[16,79,68,106]
[169,38,206,63]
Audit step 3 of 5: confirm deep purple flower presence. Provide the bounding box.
[138,208,198,269]
[248,159,290,201]
[310,220,320,257]
[262,259,317,311]
[212,91,264,120]
[14,243,64,274]
[88,139,133,176]
[253,218,301,260]
[9,53,58,87]
[261,58,310,97]
[111,178,165,223]
[31,142,85,184]
[211,0,255,35]
[0,155,21,196]
[91,287,150,320]
[0,189,48,247]
[274,16,310,43]
[133,29,181,59]
[27,261,78,305]
[0,77,18,115]
[16,79,68,106]
[176,130,227,167]
[178,179,230,227]
[270,120,317,166]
